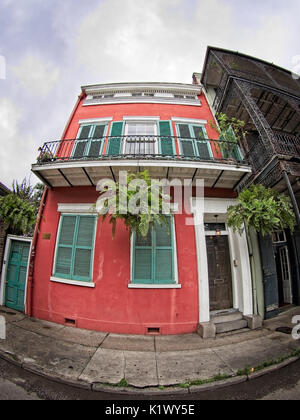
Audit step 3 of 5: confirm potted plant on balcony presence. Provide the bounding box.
[209,113,246,163]
[37,148,57,163]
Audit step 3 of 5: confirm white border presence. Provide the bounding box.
[191,197,253,323]
[171,117,208,124]
[0,235,32,308]
[50,277,95,288]
[78,117,113,125]
[57,203,97,214]
[51,212,97,288]
[123,116,161,122]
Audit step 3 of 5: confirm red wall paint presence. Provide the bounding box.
[31,93,235,335]
[32,187,200,334]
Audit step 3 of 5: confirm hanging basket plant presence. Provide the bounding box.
[227,184,296,237]
[95,170,172,238]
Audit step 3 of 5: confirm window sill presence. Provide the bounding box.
[50,277,95,288]
[128,284,181,289]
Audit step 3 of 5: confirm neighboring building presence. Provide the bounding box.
[0,182,10,277]
[30,81,256,336]
[201,46,300,319]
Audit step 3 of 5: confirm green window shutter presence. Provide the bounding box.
[107,122,123,155]
[58,216,77,245]
[73,216,96,281]
[154,219,174,284]
[155,249,173,282]
[134,249,152,282]
[132,218,175,284]
[54,215,96,282]
[55,248,72,277]
[159,121,174,156]
[76,216,96,247]
[54,215,76,278]
[73,249,92,278]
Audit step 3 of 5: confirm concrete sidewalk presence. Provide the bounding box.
[0,306,299,394]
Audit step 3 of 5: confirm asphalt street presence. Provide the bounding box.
[0,356,299,401]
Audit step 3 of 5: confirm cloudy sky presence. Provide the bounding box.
[0,0,299,188]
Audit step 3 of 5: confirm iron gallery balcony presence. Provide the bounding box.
[31,136,252,190]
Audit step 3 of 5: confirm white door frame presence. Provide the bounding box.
[0,235,32,308]
[191,197,253,323]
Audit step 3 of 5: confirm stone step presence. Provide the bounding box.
[211,311,243,325]
[216,319,248,334]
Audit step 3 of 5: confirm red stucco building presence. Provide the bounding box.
[30,80,258,337]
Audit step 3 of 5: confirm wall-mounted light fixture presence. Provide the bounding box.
[215,215,221,236]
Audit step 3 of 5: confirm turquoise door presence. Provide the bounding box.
[5,240,30,312]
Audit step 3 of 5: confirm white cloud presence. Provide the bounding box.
[72,0,300,84]
[0,97,38,187]
[12,54,60,96]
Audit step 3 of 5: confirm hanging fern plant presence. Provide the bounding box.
[227,185,296,237]
[95,170,172,238]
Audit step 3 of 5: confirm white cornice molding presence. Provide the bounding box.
[79,117,113,125]
[82,82,202,96]
[123,116,161,121]
[171,117,208,124]
[57,203,97,214]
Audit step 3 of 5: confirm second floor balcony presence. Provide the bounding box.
[32,135,252,190]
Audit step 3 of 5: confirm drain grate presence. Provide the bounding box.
[275,327,293,335]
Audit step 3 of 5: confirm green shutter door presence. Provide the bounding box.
[178,124,195,157]
[107,122,124,156]
[159,121,174,156]
[5,240,30,312]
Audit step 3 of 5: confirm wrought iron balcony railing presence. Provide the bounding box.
[242,131,300,177]
[271,132,300,159]
[35,136,246,165]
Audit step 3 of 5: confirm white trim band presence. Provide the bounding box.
[171,117,208,124]
[50,277,95,288]
[79,117,113,125]
[57,203,97,214]
[128,284,181,289]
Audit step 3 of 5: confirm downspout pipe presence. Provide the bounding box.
[26,186,48,317]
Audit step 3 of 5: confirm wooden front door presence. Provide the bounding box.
[5,240,30,312]
[206,235,233,311]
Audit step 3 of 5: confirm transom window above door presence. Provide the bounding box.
[72,124,107,159]
[176,123,212,160]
